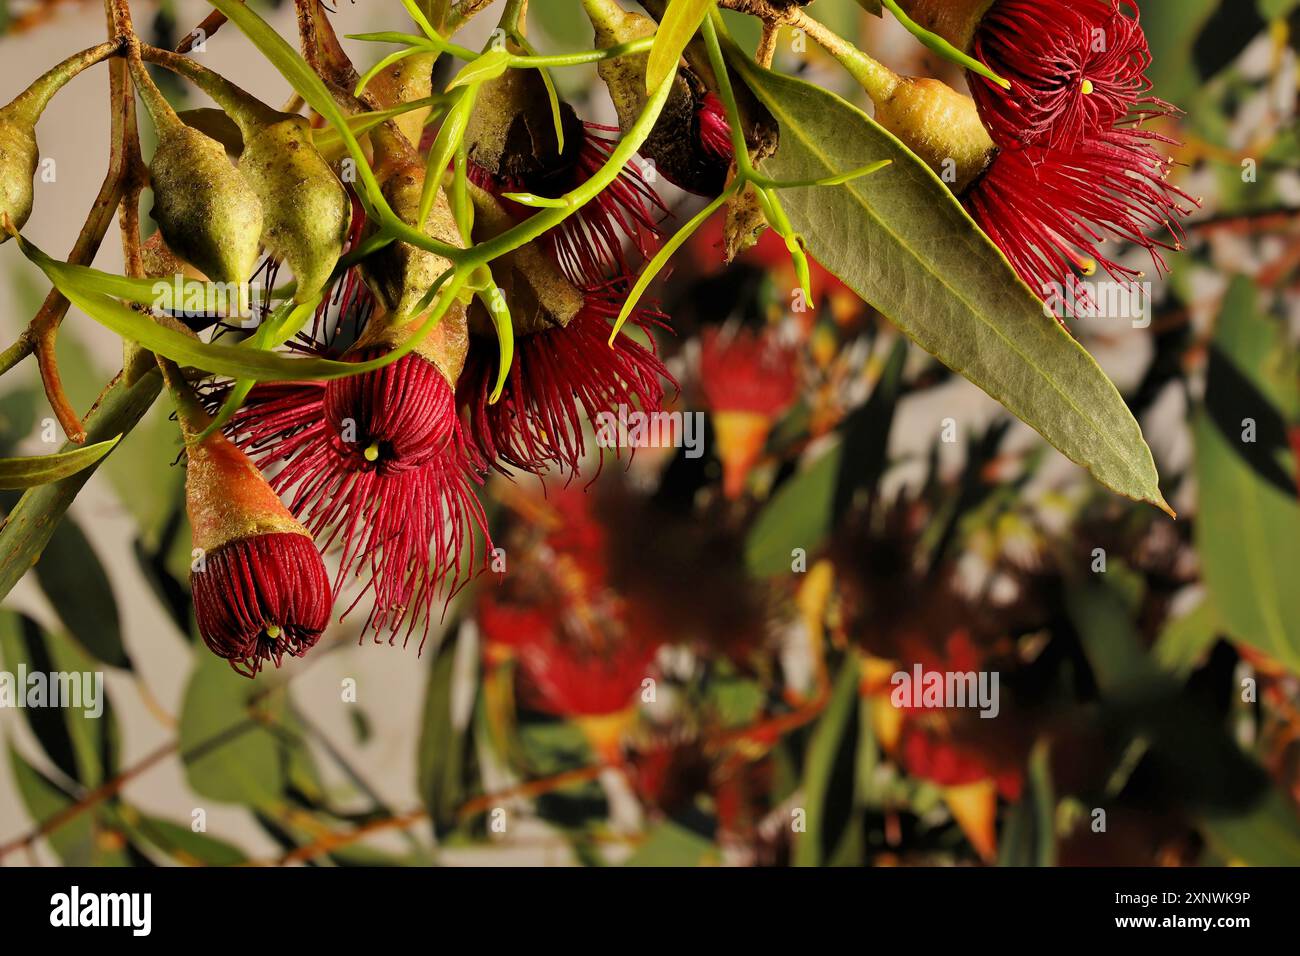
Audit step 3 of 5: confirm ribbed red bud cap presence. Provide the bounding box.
[323,350,457,474]
[184,428,331,678]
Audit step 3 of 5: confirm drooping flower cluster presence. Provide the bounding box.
[958,0,1197,299]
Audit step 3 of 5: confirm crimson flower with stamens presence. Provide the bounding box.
[221,316,490,647]
[961,124,1196,304]
[970,0,1157,149]
[468,123,666,286]
[476,485,660,762]
[168,366,331,678]
[699,325,799,499]
[696,91,733,163]
[458,280,675,476]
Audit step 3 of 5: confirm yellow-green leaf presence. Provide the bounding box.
[646,0,714,94]
[0,437,121,489]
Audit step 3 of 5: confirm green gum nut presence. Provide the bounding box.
[239,115,351,301]
[0,110,38,239]
[871,77,995,194]
[149,122,263,297]
[0,41,117,241]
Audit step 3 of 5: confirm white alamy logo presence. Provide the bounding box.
[890,666,1000,719]
[594,405,705,459]
[0,667,103,719]
[49,886,151,936]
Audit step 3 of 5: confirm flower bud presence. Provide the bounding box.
[146,51,351,301]
[239,114,352,300]
[583,0,731,196]
[149,120,264,294]
[892,0,995,52]
[0,42,117,240]
[168,367,331,677]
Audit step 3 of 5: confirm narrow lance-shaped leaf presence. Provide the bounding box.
[647,0,715,94]
[729,51,1169,514]
[0,436,121,489]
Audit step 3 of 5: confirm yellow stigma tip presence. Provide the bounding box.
[265,624,282,639]
[1081,79,1094,95]
[363,443,380,462]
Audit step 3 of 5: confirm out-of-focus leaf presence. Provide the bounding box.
[117,806,249,866]
[1194,411,1300,672]
[732,52,1169,513]
[746,339,905,575]
[624,821,717,866]
[1153,596,1224,677]
[793,654,859,867]
[1201,790,1300,866]
[0,437,121,489]
[0,610,118,787]
[1142,0,1221,102]
[418,631,473,835]
[33,517,130,670]
[178,653,284,806]
[7,747,129,865]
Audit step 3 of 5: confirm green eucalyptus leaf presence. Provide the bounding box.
[793,655,859,867]
[0,436,120,489]
[647,0,714,94]
[731,52,1169,514]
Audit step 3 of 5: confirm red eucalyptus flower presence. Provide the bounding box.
[696,92,734,163]
[971,0,1158,149]
[221,331,490,647]
[458,281,675,476]
[468,121,667,287]
[962,124,1196,300]
[699,325,799,499]
[476,485,661,761]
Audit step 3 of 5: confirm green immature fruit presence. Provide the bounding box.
[0,41,118,241]
[149,121,264,292]
[582,0,728,196]
[144,49,350,302]
[0,111,38,240]
[239,115,352,301]
[871,77,995,193]
[360,125,465,323]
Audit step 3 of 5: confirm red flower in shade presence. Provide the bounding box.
[469,123,667,287]
[696,92,734,163]
[971,0,1158,149]
[898,720,1023,802]
[221,351,490,647]
[458,282,675,476]
[698,325,799,498]
[193,532,332,678]
[961,125,1196,305]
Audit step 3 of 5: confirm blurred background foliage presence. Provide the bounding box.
[0,0,1299,866]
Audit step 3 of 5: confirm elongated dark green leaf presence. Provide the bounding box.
[0,611,120,787]
[7,747,129,865]
[730,53,1168,513]
[0,436,120,488]
[418,631,473,836]
[647,0,713,94]
[794,655,859,867]
[32,516,130,670]
[0,372,162,603]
